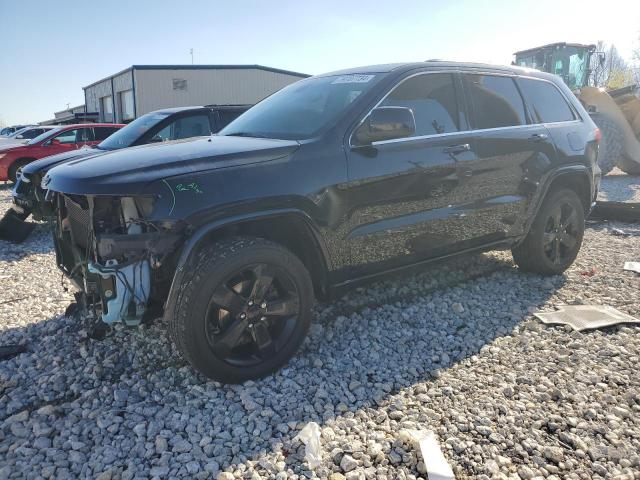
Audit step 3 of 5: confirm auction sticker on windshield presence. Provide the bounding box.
[332,74,375,84]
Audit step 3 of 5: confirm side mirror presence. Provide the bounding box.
[354,106,416,145]
[49,139,61,146]
[16,134,24,139]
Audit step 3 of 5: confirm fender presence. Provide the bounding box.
[161,208,331,323]
[520,163,595,238]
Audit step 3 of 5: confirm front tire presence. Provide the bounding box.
[512,189,585,275]
[616,153,640,176]
[8,159,30,183]
[592,115,623,175]
[169,236,313,383]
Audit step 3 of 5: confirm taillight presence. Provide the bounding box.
[594,128,602,143]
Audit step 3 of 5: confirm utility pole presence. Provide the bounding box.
[190,48,194,65]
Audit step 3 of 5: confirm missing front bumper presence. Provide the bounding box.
[88,259,151,326]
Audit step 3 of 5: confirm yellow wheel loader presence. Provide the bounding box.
[514,42,640,175]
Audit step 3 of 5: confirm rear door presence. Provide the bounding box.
[460,72,557,239]
[345,70,477,276]
[515,76,583,165]
[77,127,95,147]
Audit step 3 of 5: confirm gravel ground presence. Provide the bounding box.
[598,169,640,203]
[1,183,640,480]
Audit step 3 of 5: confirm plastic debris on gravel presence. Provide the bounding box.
[535,305,640,331]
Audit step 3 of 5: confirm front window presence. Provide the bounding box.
[28,127,65,145]
[379,73,460,137]
[19,128,47,139]
[53,129,80,144]
[98,112,170,150]
[220,73,383,140]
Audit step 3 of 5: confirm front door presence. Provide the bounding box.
[345,71,476,277]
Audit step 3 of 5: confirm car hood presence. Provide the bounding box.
[22,146,104,177]
[44,135,300,195]
[0,142,29,153]
[0,138,27,146]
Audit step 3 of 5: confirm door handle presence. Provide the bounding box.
[443,143,471,154]
[529,133,548,142]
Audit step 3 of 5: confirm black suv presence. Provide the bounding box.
[43,62,600,383]
[9,105,249,223]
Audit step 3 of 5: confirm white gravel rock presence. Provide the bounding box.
[1,185,639,478]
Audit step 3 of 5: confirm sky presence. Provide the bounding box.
[1,0,638,125]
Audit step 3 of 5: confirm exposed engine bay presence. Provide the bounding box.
[52,193,184,326]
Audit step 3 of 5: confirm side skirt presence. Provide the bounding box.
[328,238,518,299]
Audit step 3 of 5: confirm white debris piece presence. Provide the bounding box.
[294,422,322,469]
[399,429,455,480]
[623,261,640,274]
[535,305,640,331]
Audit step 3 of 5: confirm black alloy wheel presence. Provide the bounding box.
[512,188,585,275]
[204,263,300,366]
[542,201,580,266]
[170,236,313,383]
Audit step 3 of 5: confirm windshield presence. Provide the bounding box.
[98,112,171,150]
[7,127,29,138]
[219,73,382,140]
[27,127,64,145]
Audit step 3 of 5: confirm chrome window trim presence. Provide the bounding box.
[350,68,583,149]
[369,120,582,147]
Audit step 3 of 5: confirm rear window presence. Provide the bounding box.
[517,78,576,123]
[217,110,246,131]
[464,74,527,129]
[94,126,120,141]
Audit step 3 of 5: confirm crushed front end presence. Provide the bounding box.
[51,193,184,326]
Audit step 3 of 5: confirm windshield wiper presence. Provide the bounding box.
[225,132,271,139]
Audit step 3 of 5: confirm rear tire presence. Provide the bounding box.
[512,189,584,275]
[592,115,623,175]
[169,236,313,383]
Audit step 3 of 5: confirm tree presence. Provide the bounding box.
[590,41,632,89]
[632,33,640,85]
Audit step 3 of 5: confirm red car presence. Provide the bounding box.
[0,123,124,182]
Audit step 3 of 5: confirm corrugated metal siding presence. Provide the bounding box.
[112,70,134,122]
[134,68,302,115]
[85,79,113,121]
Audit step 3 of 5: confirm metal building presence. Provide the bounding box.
[83,65,309,123]
[40,104,98,125]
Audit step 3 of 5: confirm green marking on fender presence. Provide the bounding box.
[175,182,204,194]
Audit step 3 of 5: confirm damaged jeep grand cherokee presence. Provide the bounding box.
[44,62,600,383]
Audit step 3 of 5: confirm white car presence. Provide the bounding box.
[0,126,55,146]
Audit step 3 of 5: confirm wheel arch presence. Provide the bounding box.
[10,157,37,171]
[520,165,594,241]
[162,209,331,323]
[544,167,593,213]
